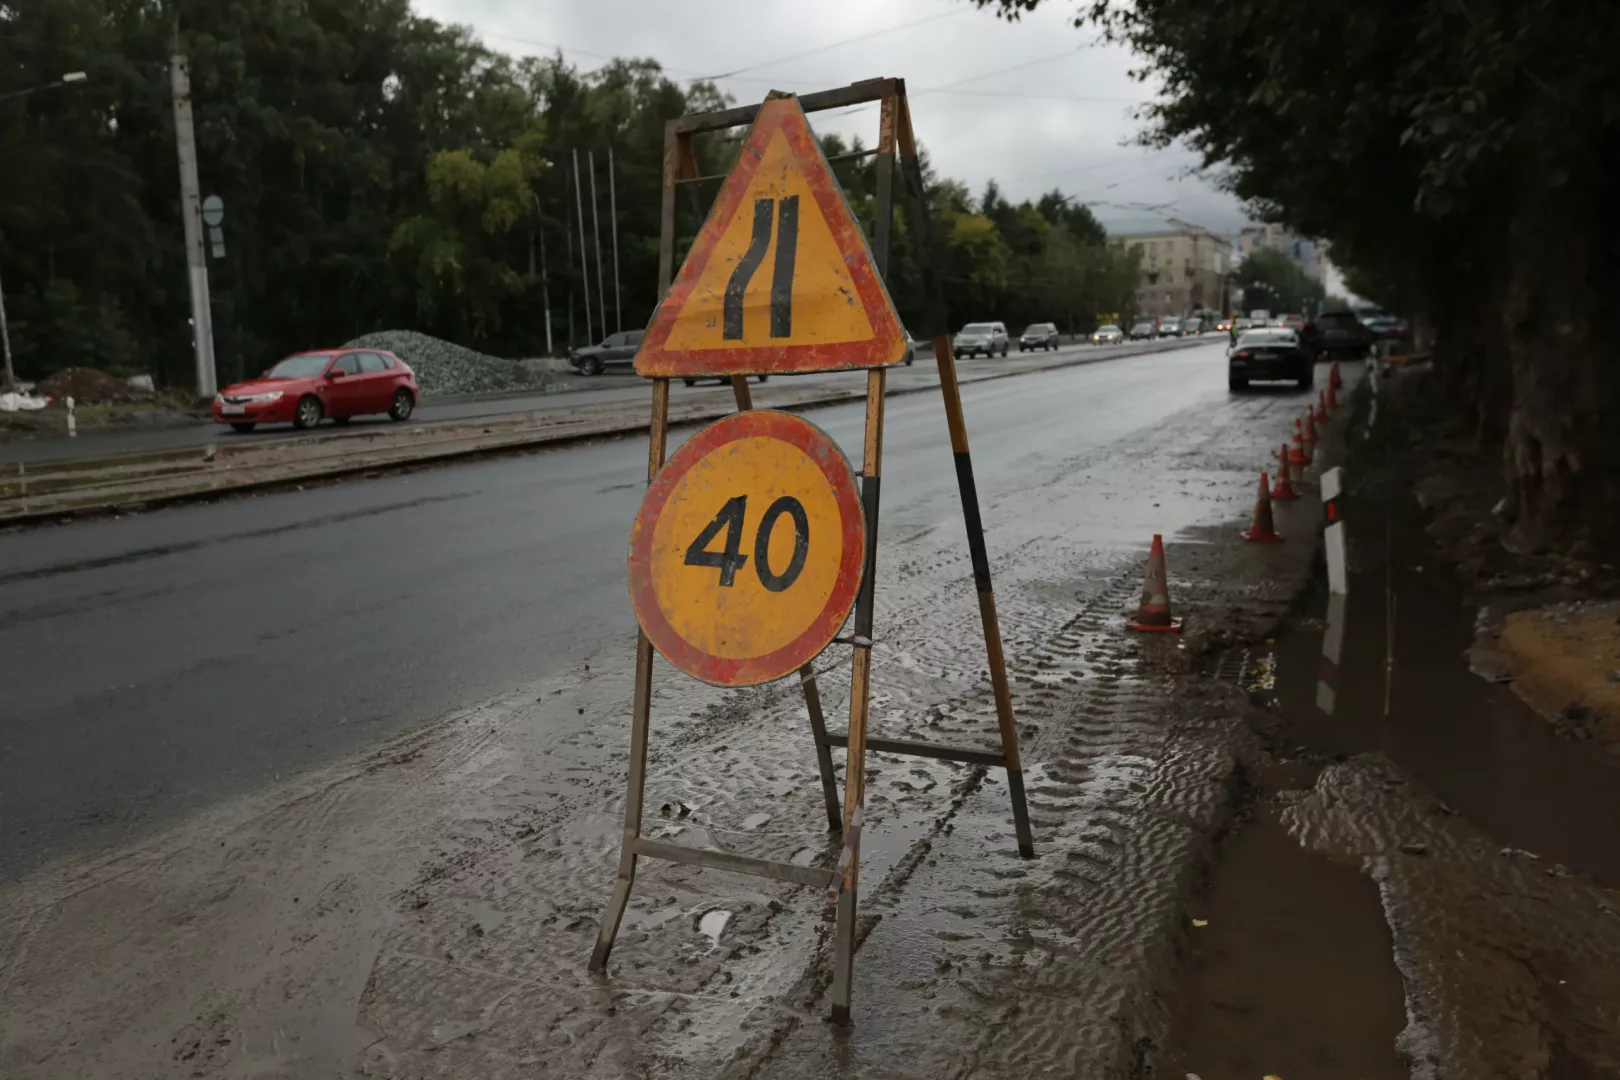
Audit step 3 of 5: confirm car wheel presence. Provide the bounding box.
[389,388,415,421]
[582,356,604,376]
[683,378,698,386]
[1228,375,1249,392]
[293,395,323,430]
[755,374,769,383]
[1298,371,1314,390]
[230,422,256,434]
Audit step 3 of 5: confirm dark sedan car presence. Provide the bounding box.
[1019,322,1060,351]
[571,329,644,375]
[1315,311,1374,359]
[1228,328,1313,391]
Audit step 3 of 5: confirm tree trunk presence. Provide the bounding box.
[1499,187,1620,556]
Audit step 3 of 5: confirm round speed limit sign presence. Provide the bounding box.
[629,410,865,686]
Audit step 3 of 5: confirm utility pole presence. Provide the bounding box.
[608,146,622,333]
[171,54,216,398]
[531,192,554,356]
[588,150,608,339]
[0,262,14,390]
[572,149,594,345]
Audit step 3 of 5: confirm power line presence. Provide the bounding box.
[700,9,970,80]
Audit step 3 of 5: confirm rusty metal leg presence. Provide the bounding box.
[589,628,657,971]
[830,368,886,1025]
[801,664,842,833]
[590,378,672,972]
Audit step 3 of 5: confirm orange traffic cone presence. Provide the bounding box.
[1271,443,1299,501]
[1289,422,1308,482]
[1126,534,1183,633]
[1242,472,1285,543]
[1327,376,1340,411]
[1330,360,1343,390]
[1302,411,1318,461]
[1318,389,1331,421]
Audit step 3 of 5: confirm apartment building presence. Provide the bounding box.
[1108,219,1234,317]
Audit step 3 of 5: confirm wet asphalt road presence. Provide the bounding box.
[0,339,1151,466]
[0,341,1243,879]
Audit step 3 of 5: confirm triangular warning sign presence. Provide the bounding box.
[635,95,908,378]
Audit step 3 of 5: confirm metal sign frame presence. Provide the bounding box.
[589,78,1035,1027]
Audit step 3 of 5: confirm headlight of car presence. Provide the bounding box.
[213,393,223,405]
[246,391,284,403]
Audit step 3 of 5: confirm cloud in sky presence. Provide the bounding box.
[412,0,1255,236]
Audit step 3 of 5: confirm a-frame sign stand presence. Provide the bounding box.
[589,78,1034,1026]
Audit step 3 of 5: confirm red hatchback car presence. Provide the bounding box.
[213,348,418,433]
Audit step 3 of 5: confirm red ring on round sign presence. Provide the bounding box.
[628,410,865,687]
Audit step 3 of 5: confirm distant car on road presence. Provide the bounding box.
[1019,322,1061,351]
[1315,310,1374,359]
[681,373,772,387]
[1234,317,1254,331]
[1280,313,1307,332]
[1091,324,1123,345]
[955,321,1009,358]
[1228,328,1313,391]
[1181,317,1203,336]
[213,348,418,433]
[570,329,644,375]
[1129,321,1156,340]
[1363,315,1412,343]
[1216,317,1233,332]
[1157,318,1182,338]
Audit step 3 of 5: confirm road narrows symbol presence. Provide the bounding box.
[633,96,905,377]
[770,196,799,338]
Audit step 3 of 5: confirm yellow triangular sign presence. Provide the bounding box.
[635,95,907,377]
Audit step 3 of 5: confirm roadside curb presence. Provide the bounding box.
[0,338,1210,527]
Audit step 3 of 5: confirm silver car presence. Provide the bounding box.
[954,321,1009,359]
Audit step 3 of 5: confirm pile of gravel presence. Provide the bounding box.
[342,331,552,398]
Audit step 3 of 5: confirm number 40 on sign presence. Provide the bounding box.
[628,410,866,688]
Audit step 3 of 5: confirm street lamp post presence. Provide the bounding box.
[0,71,87,105]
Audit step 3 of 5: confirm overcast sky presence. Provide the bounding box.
[411,0,1255,238]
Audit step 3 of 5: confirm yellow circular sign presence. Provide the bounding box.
[629,410,865,686]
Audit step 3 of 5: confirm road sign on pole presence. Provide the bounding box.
[634,95,908,379]
[629,409,865,687]
[590,83,1034,1028]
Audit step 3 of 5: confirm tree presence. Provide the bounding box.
[1232,249,1324,316]
[977,0,1620,555]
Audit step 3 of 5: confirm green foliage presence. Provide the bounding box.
[0,0,1140,386]
[1232,249,1325,315]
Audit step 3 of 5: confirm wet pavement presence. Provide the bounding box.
[0,338,1181,466]
[8,354,1619,1079]
[0,342,1233,880]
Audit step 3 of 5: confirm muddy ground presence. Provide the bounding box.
[5,362,1620,1079]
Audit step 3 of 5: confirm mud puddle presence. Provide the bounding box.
[1164,758,1408,1080]
[1267,496,1620,886]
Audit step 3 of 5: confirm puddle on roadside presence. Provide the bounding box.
[1164,760,1408,1080]
[1268,496,1620,886]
